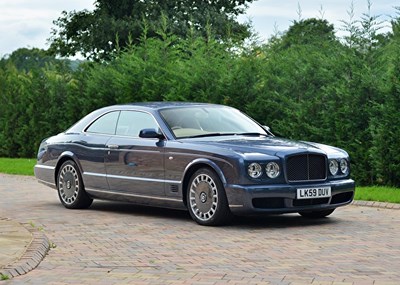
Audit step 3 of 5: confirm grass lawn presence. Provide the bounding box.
[355,186,400,204]
[0,157,36,176]
[0,158,399,203]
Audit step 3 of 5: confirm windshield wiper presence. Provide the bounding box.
[235,132,269,137]
[182,132,269,139]
[183,133,235,139]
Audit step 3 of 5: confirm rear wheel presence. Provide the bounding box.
[57,160,93,209]
[187,168,232,226]
[298,209,335,219]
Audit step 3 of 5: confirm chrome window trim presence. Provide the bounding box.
[82,109,168,140]
[84,110,121,135]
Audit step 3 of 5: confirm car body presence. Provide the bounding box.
[34,102,355,225]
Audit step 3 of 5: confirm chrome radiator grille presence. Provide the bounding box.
[286,154,326,182]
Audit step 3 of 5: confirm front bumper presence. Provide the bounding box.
[225,179,355,215]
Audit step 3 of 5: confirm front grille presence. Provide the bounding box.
[287,154,326,182]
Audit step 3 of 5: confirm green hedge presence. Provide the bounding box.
[1,15,400,187]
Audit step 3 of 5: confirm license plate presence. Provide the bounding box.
[297,187,331,199]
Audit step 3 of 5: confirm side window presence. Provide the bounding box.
[116,111,159,137]
[86,111,120,135]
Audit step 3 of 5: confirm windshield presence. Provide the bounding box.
[159,106,268,139]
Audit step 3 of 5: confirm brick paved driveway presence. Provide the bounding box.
[1,174,399,285]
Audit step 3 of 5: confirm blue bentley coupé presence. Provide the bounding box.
[34,102,355,225]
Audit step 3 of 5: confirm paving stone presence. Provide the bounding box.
[0,174,400,284]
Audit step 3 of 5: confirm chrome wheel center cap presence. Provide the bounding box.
[200,192,207,203]
[66,180,71,189]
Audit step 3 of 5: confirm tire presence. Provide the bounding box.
[57,160,93,209]
[299,209,335,219]
[187,168,232,226]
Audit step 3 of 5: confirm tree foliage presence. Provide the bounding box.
[369,17,400,186]
[49,0,253,60]
[1,8,400,187]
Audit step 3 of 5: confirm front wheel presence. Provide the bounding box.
[298,209,335,219]
[57,160,93,209]
[187,168,232,226]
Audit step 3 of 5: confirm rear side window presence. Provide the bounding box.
[116,111,159,137]
[86,111,120,135]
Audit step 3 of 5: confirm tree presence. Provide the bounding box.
[49,0,254,60]
[278,18,336,49]
[369,15,400,186]
[0,48,72,73]
[1,48,56,71]
[0,49,80,157]
[246,16,380,185]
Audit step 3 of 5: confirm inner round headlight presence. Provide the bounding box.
[329,159,339,175]
[248,163,262,178]
[266,162,280,179]
[340,159,348,174]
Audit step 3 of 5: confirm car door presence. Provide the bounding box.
[105,110,165,196]
[78,111,120,191]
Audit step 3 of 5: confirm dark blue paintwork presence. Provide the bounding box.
[34,102,355,218]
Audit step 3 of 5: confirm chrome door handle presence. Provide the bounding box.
[107,144,119,149]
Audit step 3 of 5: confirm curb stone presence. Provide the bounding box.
[352,200,400,210]
[0,218,50,279]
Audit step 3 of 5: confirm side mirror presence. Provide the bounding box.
[139,128,165,139]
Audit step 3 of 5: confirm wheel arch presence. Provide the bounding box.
[54,152,84,186]
[181,159,227,207]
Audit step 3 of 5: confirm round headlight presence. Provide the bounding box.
[266,162,280,179]
[248,163,262,178]
[329,159,339,175]
[340,159,348,174]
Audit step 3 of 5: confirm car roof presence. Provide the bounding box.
[92,102,233,114]
[65,102,230,134]
[120,101,223,110]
